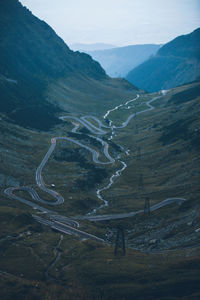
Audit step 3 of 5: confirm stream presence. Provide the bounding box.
[90,94,140,213]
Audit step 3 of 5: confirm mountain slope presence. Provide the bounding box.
[0,0,138,130]
[126,28,200,92]
[0,81,200,300]
[85,44,161,77]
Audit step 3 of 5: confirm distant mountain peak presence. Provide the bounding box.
[84,44,161,78]
[70,43,116,52]
[126,28,200,92]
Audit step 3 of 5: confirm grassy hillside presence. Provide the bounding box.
[47,75,138,115]
[0,81,200,299]
[103,81,200,214]
[0,0,138,130]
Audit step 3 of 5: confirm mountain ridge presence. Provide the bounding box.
[0,0,138,130]
[126,28,200,92]
[70,43,116,51]
[84,44,161,77]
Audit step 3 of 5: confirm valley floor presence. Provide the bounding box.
[0,81,200,299]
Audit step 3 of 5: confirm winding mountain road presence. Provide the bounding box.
[75,198,186,221]
[4,92,186,241]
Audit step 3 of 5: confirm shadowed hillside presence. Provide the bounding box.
[0,0,138,130]
[0,81,200,300]
[1,1,199,299]
[126,28,200,92]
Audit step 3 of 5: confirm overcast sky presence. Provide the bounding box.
[20,0,200,46]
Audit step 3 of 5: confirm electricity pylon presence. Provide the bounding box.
[114,227,126,256]
[137,146,141,160]
[138,173,144,191]
[144,196,150,216]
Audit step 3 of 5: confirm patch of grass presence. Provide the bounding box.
[169,84,200,105]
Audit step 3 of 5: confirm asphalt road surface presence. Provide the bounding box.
[5,92,186,242]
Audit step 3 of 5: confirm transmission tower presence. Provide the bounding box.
[114,227,126,256]
[144,196,150,216]
[137,146,141,160]
[138,173,144,191]
[135,117,138,134]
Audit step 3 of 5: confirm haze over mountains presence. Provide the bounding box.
[0,0,137,130]
[1,1,200,299]
[74,28,200,90]
[84,44,161,77]
[70,43,116,52]
[126,28,200,92]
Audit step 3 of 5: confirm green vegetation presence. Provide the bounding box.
[0,0,138,130]
[0,2,200,298]
[54,146,109,191]
[105,93,152,126]
[159,118,194,145]
[99,84,200,217]
[1,82,200,299]
[169,83,200,105]
[0,219,199,300]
